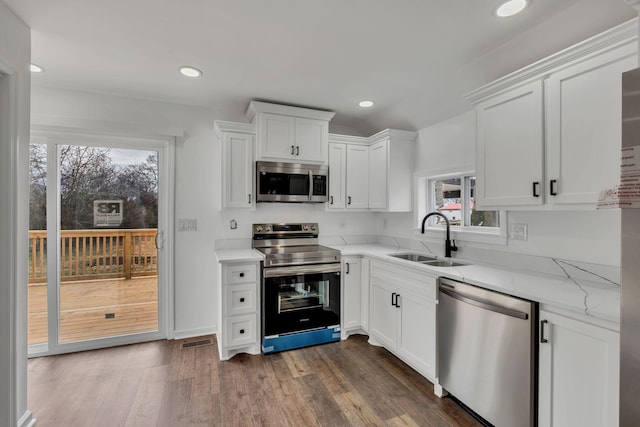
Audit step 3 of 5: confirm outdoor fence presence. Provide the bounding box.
[28,229,158,284]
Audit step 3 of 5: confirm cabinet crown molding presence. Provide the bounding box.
[465,18,638,104]
[329,128,417,146]
[213,120,255,138]
[246,100,336,122]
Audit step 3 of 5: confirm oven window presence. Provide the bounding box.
[259,172,309,196]
[278,279,328,313]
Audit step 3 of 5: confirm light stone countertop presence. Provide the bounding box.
[215,248,264,263]
[332,244,620,325]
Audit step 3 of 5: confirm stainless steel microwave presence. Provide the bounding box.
[256,161,328,203]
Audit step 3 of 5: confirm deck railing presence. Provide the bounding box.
[28,229,158,284]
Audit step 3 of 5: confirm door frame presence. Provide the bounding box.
[28,126,175,357]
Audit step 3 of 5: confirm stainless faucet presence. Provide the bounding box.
[421,212,458,258]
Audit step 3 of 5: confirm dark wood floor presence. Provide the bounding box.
[28,334,481,426]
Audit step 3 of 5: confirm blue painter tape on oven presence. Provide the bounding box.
[262,326,340,354]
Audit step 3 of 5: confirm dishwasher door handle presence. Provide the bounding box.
[440,286,529,320]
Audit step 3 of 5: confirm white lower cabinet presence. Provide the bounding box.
[368,261,437,381]
[342,256,368,336]
[538,309,620,427]
[217,261,261,360]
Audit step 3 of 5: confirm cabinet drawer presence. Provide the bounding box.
[224,263,258,284]
[370,261,437,299]
[224,282,257,316]
[223,314,257,348]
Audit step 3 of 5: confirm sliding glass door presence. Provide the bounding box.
[28,131,173,355]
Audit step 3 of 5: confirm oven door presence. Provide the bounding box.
[256,161,328,203]
[263,263,340,337]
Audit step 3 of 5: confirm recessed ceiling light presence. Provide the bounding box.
[179,66,203,78]
[495,0,529,17]
[30,63,44,73]
[358,100,375,108]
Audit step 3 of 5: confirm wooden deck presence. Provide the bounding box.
[28,276,158,345]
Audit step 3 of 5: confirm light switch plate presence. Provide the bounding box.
[178,219,197,232]
[509,223,528,241]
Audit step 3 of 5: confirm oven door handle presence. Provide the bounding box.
[264,263,341,277]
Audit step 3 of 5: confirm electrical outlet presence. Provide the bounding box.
[509,223,528,241]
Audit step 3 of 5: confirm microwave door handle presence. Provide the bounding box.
[308,170,313,201]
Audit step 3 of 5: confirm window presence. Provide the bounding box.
[426,173,501,231]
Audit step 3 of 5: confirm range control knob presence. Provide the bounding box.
[303,224,309,231]
[265,226,271,232]
[310,224,317,231]
[256,226,263,232]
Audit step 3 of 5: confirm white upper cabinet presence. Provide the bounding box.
[476,81,544,207]
[546,42,637,206]
[346,144,370,209]
[214,121,255,210]
[468,20,638,210]
[247,101,335,164]
[327,142,347,209]
[328,129,416,212]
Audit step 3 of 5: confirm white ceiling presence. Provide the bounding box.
[5,0,637,135]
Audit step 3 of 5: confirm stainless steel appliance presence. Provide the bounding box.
[621,68,640,426]
[438,278,537,427]
[256,161,328,203]
[253,223,341,353]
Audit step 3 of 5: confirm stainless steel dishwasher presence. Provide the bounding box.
[438,277,537,427]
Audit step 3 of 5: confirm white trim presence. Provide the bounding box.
[246,100,335,122]
[465,18,638,103]
[173,326,217,340]
[31,116,184,139]
[18,410,35,427]
[213,120,255,138]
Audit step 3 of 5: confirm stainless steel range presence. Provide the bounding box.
[252,223,341,354]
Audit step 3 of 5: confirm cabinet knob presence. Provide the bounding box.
[239,329,245,334]
[240,297,245,303]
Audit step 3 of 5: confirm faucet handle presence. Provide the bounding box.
[451,240,458,252]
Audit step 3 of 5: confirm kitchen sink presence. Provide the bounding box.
[421,259,466,267]
[390,253,438,262]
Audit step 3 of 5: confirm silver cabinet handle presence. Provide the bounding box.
[308,170,313,200]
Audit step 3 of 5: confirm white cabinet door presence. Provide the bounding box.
[368,139,388,210]
[369,278,397,349]
[346,144,369,209]
[538,310,620,427]
[221,132,254,209]
[342,257,362,331]
[257,113,296,160]
[476,80,544,208]
[328,142,346,210]
[295,117,328,163]
[396,286,436,379]
[546,44,637,205]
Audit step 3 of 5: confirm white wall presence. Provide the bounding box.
[378,111,621,268]
[31,86,376,338]
[0,2,31,426]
